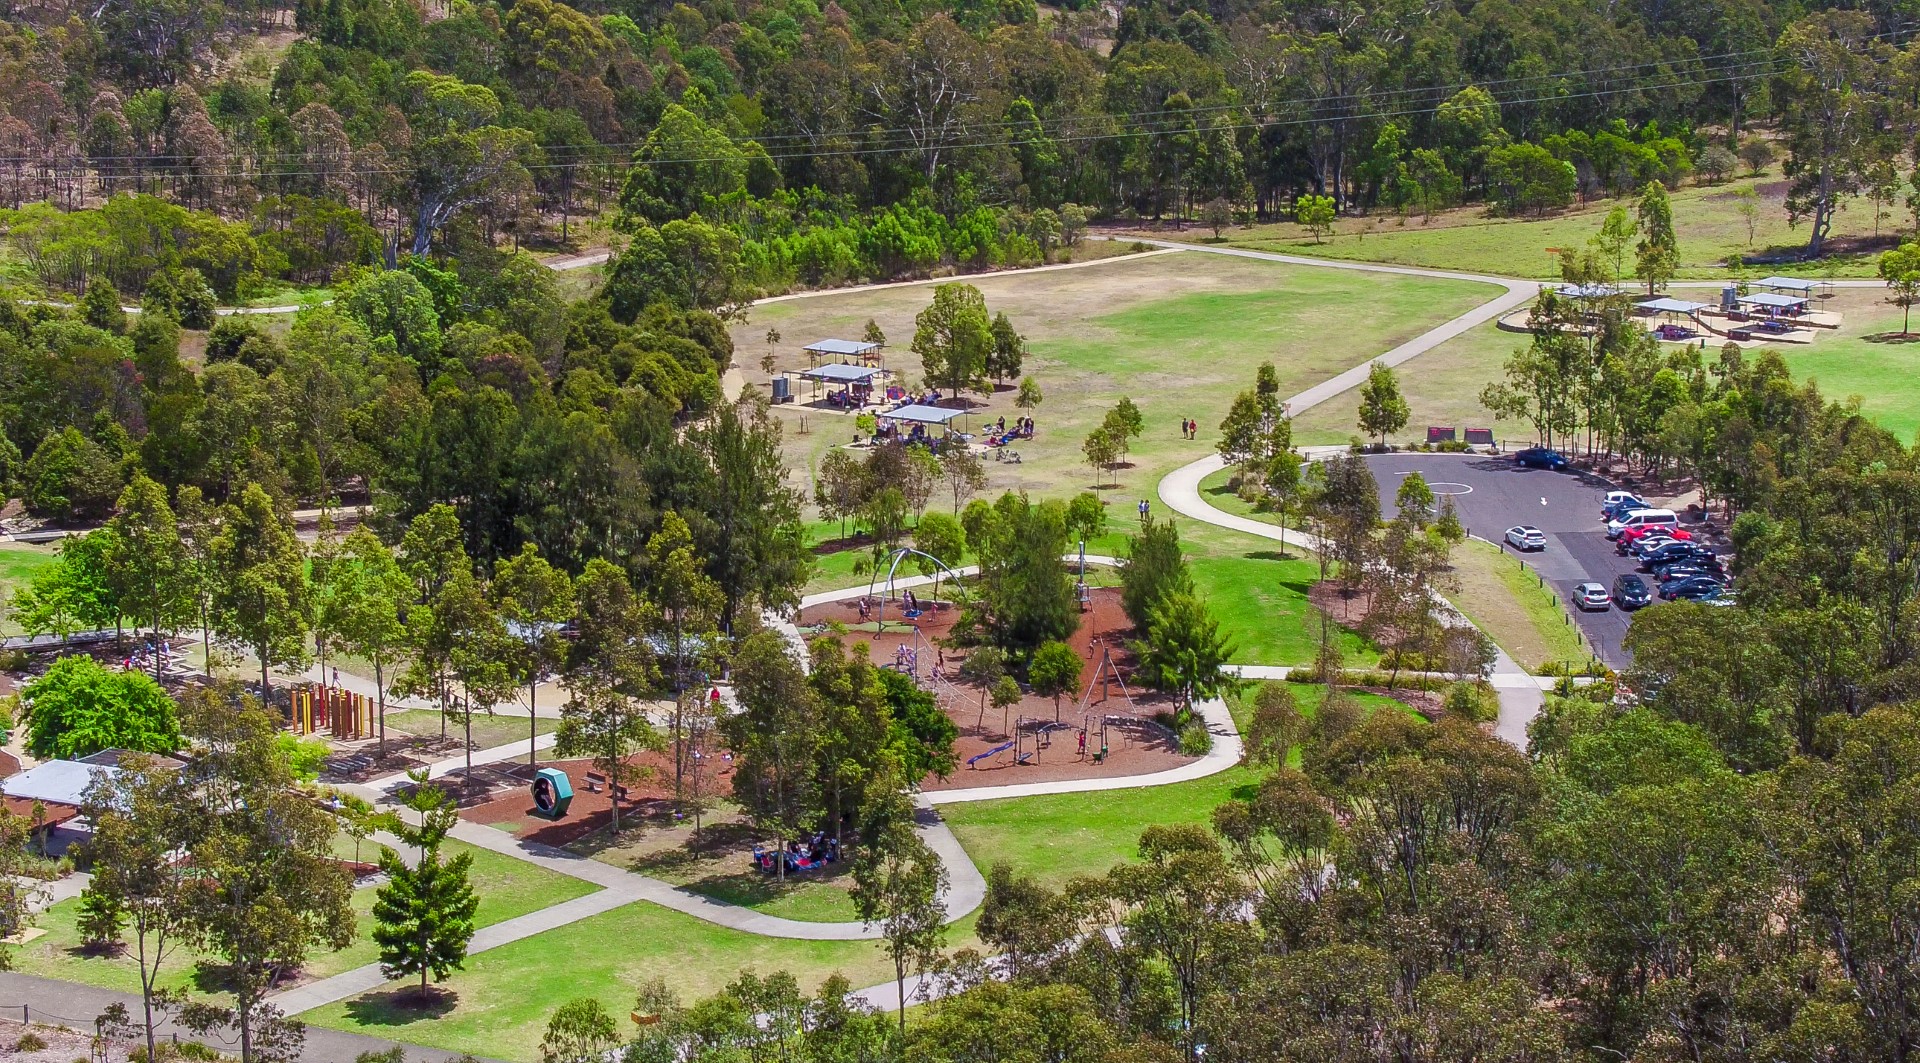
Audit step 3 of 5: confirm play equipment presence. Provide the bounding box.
[967,739,1016,769]
[531,767,573,818]
[864,547,967,633]
[291,683,374,739]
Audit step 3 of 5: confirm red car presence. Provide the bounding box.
[1618,525,1692,546]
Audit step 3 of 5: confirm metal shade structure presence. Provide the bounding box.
[803,339,883,371]
[882,404,964,424]
[1635,297,1710,315]
[1740,291,1810,315]
[799,362,883,407]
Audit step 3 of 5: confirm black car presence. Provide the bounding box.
[1654,564,1719,584]
[1612,573,1655,609]
[1660,575,1728,600]
[1641,543,1716,569]
[1515,447,1570,470]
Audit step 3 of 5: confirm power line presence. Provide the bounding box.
[0,38,1810,170]
[9,58,1795,183]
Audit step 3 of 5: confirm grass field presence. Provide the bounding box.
[1289,320,1521,447]
[1448,538,1592,672]
[8,837,598,1001]
[302,900,911,1062]
[384,708,561,750]
[1768,288,1920,444]
[0,542,57,634]
[743,250,1498,516]
[1177,175,1893,280]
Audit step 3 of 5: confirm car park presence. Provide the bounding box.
[1612,573,1655,609]
[1573,582,1612,611]
[1660,575,1728,600]
[1505,525,1547,551]
[1515,447,1570,470]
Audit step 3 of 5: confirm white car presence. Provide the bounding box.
[1505,525,1547,551]
[1573,582,1612,611]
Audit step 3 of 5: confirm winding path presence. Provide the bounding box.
[1146,241,1549,749]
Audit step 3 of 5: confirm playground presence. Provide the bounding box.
[458,748,735,848]
[796,585,1193,788]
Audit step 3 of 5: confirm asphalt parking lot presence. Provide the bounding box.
[1361,453,1646,668]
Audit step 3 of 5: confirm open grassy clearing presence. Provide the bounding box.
[8,836,597,1001]
[1289,320,1521,447]
[1770,288,1920,444]
[1174,176,1892,280]
[303,901,923,1062]
[0,542,56,635]
[572,808,863,923]
[384,707,561,750]
[742,250,1498,517]
[1448,538,1592,673]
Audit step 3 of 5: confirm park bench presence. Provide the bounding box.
[583,771,630,800]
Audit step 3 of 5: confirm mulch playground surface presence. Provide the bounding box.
[796,586,1193,789]
[460,749,737,848]
[454,587,1194,844]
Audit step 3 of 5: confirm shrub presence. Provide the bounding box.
[1442,680,1501,723]
[1178,719,1213,755]
[14,1031,46,1052]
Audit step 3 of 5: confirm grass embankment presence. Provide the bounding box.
[1447,538,1591,673]
[10,837,597,1000]
[1182,176,1887,280]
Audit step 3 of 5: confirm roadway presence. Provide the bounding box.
[1361,452,1642,668]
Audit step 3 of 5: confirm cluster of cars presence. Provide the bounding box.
[1575,491,1732,610]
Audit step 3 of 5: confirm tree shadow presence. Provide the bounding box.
[1244,550,1294,563]
[340,986,459,1028]
[1863,332,1920,345]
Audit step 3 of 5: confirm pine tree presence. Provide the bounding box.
[372,779,479,993]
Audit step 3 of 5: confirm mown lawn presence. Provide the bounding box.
[942,685,1414,889]
[744,251,1499,522]
[1448,538,1592,673]
[1187,175,1890,280]
[302,901,916,1062]
[9,838,598,1000]
[0,542,58,635]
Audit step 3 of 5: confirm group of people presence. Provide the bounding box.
[752,832,842,874]
[122,638,178,675]
[986,416,1034,447]
[826,386,870,408]
[1180,417,1198,439]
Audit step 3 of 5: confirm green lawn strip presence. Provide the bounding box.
[1186,551,1377,667]
[10,837,598,998]
[581,812,863,924]
[1190,177,1883,280]
[384,708,561,750]
[0,542,58,635]
[301,901,940,1063]
[1447,538,1591,673]
[942,687,1414,889]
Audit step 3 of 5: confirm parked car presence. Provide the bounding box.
[1601,492,1648,520]
[1673,581,1731,602]
[1515,447,1570,470]
[1505,525,1547,551]
[1654,564,1720,584]
[1607,508,1680,540]
[1641,542,1716,569]
[1612,573,1655,609]
[1616,524,1693,549]
[1573,582,1612,611]
[1627,534,1683,558]
[1660,575,1728,600]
